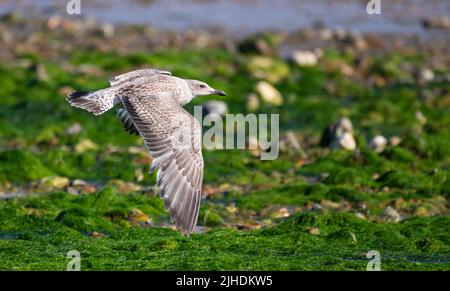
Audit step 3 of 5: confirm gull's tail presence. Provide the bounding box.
[67,87,118,116]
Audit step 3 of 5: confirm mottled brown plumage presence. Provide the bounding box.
[67,68,225,235]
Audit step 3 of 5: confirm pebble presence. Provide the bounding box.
[380,206,401,223]
[389,136,401,146]
[331,132,356,151]
[246,93,260,112]
[309,227,320,235]
[255,81,283,106]
[422,16,450,29]
[74,139,98,153]
[202,100,228,117]
[291,50,318,67]
[369,135,387,153]
[66,123,82,135]
[40,176,70,189]
[128,208,152,226]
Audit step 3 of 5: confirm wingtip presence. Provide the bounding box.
[67,90,90,101]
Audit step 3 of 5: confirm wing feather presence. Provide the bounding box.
[119,84,203,236]
[109,68,172,86]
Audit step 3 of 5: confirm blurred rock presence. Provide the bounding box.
[46,15,63,31]
[380,206,401,223]
[127,146,149,155]
[66,123,82,135]
[128,208,152,226]
[248,135,261,157]
[332,132,356,150]
[1,11,23,23]
[369,135,387,153]
[39,176,70,190]
[354,212,366,220]
[422,16,450,29]
[271,207,290,218]
[246,93,260,112]
[291,50,318,67]
[308,227,320,235]
[202,100,228,117]
[389,136,401,146]
[246,56,289,83]
[89,231,104,238]
[75,139,98,153]
[310,203,323,211]
[108,179,141,193]
[279,131,306,157]
[238,33,279,56]
[58,86,73,97]
[318,28,333,40]
[321,117,356,150]
[419,68,434,83]
[36,64,49,81]
[415,110,427,125]
[69,179,97,194]
[100,22,115,38]
[255,81,283,106]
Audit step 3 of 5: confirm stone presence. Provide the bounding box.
[291,50,318,67]
[202,100,228,117]
[100,22,115,38]
[321,117,356,151]
[128,208,152,226]
[66,123,82,135]
[355,212,366,220]
[309,227,320,235]
[380,206,401,223]
[279,131,306,157]
[422,16,450,29]
[369,135,388,153]
[255,81,283,106]
[271,207,290,218]
[108,179,141,193]
[74,139,98,153]
[246,93,260,112]
[40,176,70,189]
[246,56,289,83]
[389,136,401,146]
[420,68,434,82]
[331,132,356,151]
[415,110,427,125]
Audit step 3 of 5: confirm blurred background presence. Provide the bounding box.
[2,0,450,36]
[0,0,449,270]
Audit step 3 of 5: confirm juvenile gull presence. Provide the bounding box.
[67,68,226,236]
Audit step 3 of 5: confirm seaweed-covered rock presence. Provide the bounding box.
[0,150,53,183]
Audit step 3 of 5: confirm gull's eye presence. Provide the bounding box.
[199,84,206,88]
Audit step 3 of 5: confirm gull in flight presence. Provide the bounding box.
[67,68,226,235]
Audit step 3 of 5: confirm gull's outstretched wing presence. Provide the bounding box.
[117,108,139,136]
[119,84,203,236]
[109,68,172,86]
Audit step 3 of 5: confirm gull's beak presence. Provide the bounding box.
[211,90,226,96]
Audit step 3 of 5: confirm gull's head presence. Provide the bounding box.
[186,79,226,97]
